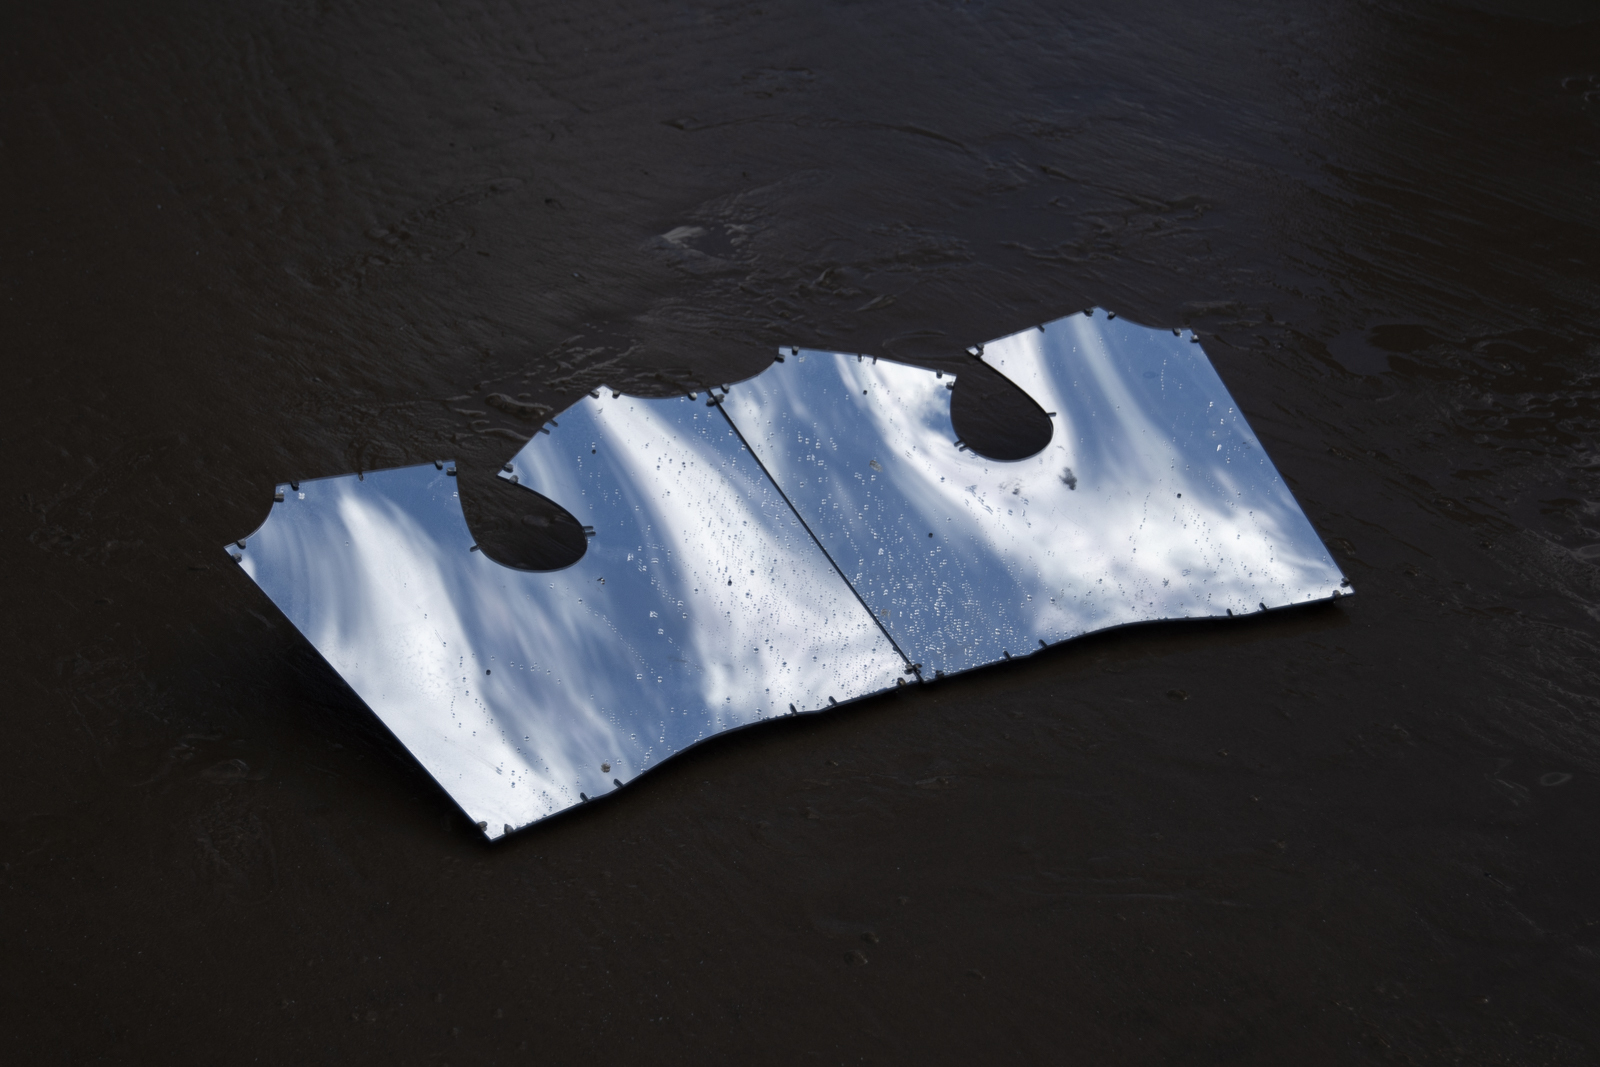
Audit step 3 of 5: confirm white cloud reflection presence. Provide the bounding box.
[719,312,1348,676]
[238,394,901,839]
[234,312,1343,838]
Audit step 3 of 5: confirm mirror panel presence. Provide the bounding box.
[231,393,905,838]
[719,311,1349,677]
[229,312,1349,837]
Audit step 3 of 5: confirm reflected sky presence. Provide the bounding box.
[234,394,903,838]
[232,312,1345,836]
[719,311,1349,676]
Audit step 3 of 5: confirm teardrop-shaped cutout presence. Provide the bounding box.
[949,358,1054,461]
[455,464,588,571]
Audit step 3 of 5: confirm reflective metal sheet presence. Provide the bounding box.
[231,394,905,838]
[719,310,1349,677]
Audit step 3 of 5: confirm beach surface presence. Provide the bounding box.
[3,1,1599,1061]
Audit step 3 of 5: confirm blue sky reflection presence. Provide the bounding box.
[237,392,901,838]
[719,311,1348,676]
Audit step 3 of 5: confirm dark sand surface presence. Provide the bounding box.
[5,1,1600,1062]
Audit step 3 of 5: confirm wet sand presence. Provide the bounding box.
[4,1,1600,1061]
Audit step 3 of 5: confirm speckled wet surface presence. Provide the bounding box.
[5,1,1600,1061]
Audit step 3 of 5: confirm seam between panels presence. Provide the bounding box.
[715,399,917,677]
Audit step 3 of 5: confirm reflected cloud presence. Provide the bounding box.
[720,311,1348,676]
[234,393,902,839]
[230,312,1345,838]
